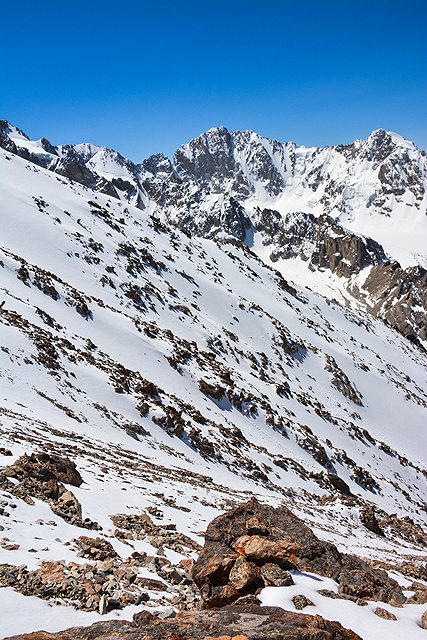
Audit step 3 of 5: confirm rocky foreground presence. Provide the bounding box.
[2,461,427,639]
[3,605,364,640]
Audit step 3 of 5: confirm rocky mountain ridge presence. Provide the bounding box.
[1,120,426,345]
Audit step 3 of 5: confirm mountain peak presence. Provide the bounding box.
[1,120,426,342]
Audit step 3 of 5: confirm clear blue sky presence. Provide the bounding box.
[1,0,426,161]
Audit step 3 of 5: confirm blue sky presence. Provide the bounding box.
[1,0,426,161]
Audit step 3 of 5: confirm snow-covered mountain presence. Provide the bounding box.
[0,124,427,638]
[2,121,426,347]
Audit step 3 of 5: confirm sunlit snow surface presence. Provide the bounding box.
[260,571,427,640]
[1,147,427,639]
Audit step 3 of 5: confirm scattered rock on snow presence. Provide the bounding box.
[74,535,118,561]
[293,594,314,610]
[374,606,397,620]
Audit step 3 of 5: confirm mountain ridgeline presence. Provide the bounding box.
[1,121,426,346]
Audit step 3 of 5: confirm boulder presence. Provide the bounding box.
[229,556,262,590]
[231,535,302,564]
[57,490,82,519]
[4,452,83,486]
[360,505,384,536]
[192,498,405,609]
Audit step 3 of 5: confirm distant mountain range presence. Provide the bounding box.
[1,121,426,346]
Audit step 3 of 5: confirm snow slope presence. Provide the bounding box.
[0,145,426,638]
[2,120,426,348]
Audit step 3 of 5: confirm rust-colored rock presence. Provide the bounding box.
[229,556,261,590]
[192,498,405,609]
[3,603,363,639]
[232,535,302,564]
[134,576,168,591]
[38,561,65,584]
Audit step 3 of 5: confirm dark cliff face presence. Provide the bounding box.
[174,126,236,186]
[310,216,388,278]
[362,263,427,345]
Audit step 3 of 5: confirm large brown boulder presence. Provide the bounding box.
[192,498,405,608]
[4,452,83,486]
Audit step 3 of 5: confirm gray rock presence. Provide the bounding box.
[99,594,108,615]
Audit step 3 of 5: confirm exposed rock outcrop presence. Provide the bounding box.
[0,453,98,529]
[310,215,388,278]
[362,262,427,346]
[3,451,83,486]
[3,604,363,639]
[360,505,384,536]
[192,498,405,609]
